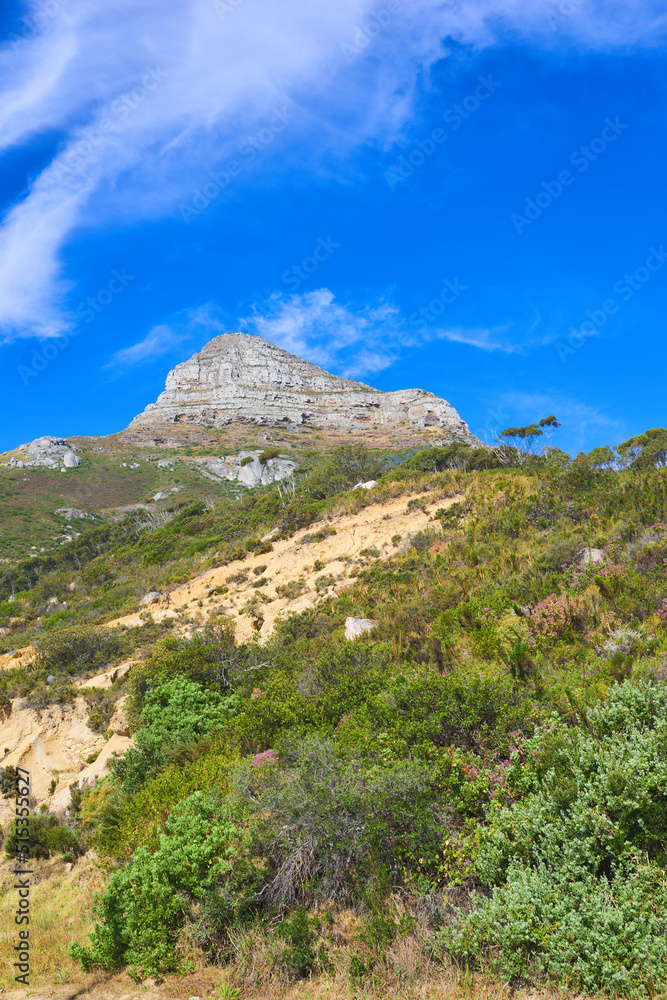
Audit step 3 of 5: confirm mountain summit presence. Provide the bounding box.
[129,333,477,441]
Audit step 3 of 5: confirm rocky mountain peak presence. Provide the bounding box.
[129,333,478,441]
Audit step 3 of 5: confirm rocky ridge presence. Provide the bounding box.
[129,333,478,441]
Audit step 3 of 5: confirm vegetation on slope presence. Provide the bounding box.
[3,430,667,996]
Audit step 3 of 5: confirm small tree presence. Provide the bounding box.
[496,425,543,465]
[617,428,667,469]
[586,445,616,471]
[538,415,561,448]
[492,416,562,466]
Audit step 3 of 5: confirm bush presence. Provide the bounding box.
[71,792,258,975]
[36,624,129,677]
[83,686,123,733]
[124,621,242,726]
[112,675,239,794]
[275,906,331,979]
[304,444,385,499]
[443,682,667,996]
[5,813,82,860]
[253,736,446,903]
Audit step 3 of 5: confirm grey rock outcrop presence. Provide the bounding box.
[139,591,162,606]
[6,436,81,470]
[344,617,379,640]
[129,333,478,440]
[189,451,296,488]
[55,508,95,520]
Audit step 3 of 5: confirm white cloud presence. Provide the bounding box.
[0,0,664,339]
[238,287,538,376]
[433,326,520,352]
[105,324,186,369]
[240,288,402,378]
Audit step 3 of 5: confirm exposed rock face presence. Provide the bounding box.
[190,450,296,488]
[129,333,478,440]
[5,436,81,470]
[344,617,379,640]
[55,508,96,520]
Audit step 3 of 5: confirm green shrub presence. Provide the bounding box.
[258,448,281,465]
[124,622,242,726]
[275,579,306,600]
[442,681,667,996]
[24,673,76,709]
[36,624,129,677]
[83,686,123,733]
[275,907,330,978]
[5,813,81,860]
[112,675,239,793]
[304,444,385,499]
[71,792,257,975]
[253,736,445,903]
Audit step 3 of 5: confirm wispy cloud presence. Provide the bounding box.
[0,0,664,341]
[238,287,550,377]
[239,288,402,378]
[433,326,520,353]
[105,324,187,370]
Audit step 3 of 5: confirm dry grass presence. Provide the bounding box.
[0,859,594,1000]
[0,853,107,991]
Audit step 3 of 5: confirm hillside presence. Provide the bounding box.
[0,430,667,999]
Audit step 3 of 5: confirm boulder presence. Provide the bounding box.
[13,436,79,469]
[193,452,296,489]
[353,480,378,490]
[109,708,131,737]
[579,548,604,566]
[262,527,281,542]
[139,591,162,606]
[55,508,95,520]
[344,617,379,640]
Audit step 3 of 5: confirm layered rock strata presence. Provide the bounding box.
[129,333,477,441]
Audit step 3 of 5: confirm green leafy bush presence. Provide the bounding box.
[253,736,446,903]
[5,813,82,860]
[36,624,130,676]
[304,444,385,499]
[71,792,256,975]
[112,676,239,794]
[443,682,667,996]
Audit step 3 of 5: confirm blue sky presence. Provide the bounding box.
[0,0,666,456]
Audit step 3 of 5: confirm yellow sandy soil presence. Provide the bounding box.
[112,490,463,642]
[0,490,461,818]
